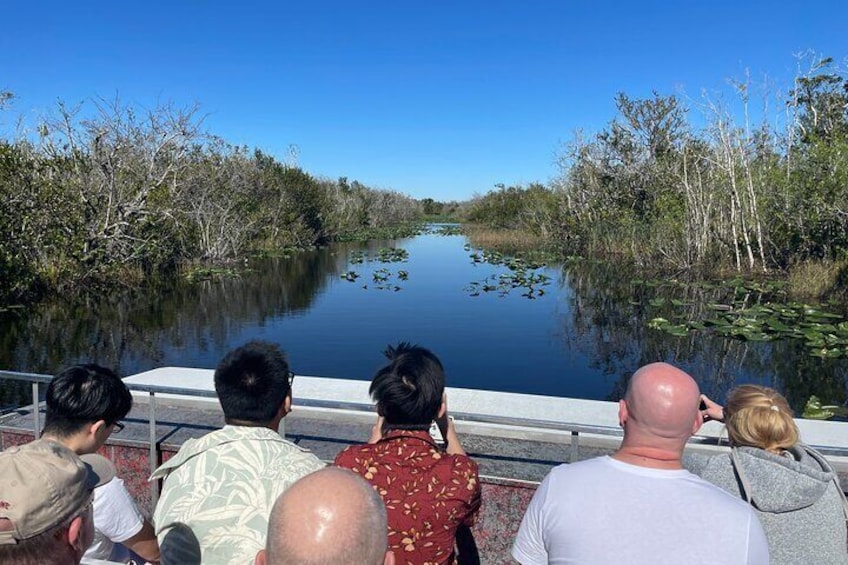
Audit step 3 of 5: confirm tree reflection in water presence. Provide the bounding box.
[558,260,848,412]
[0,234,846,414]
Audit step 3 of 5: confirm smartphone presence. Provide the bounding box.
[429,412,450,450]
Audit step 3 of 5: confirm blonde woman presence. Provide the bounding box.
[687,385,848,565]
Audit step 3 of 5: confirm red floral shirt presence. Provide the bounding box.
[334,429,481,565]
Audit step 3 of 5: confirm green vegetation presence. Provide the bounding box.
[459,54,848,411]
[628,275,848,357]
[183,266,243,284]
[803,396,848,420]
[787,260,848,300]
[332,224,425,242]
[432,224,464,236]
[0,98,424,304]
[465,248,552,299]
[339,247,410,291]
[420,198,463,221]
[374,247,409,263]
[463,224,548,255]
[465,54,848,293]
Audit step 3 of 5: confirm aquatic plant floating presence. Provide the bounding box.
[375,248,409,263]
[434,225,463,236]
[636,277,848,359]
[349,247,409,264]
[463,248,552,300]
[340,271,360,282]
[802,396,848,420]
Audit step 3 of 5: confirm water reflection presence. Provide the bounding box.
[0,243,355,375]
[560,260,848,411]
[0,233,846,412]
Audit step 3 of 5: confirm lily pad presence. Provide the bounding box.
[803,396,848,420]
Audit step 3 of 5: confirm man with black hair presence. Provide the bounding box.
[42,364,160,564]
[151,340,324,565]
[335,343,481,565]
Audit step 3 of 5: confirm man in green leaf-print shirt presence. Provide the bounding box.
[150,341,324,565]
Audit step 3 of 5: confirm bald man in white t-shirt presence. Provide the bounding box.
[512,362,769,565]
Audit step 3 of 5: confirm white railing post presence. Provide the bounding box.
[31,382,40,437]
[149,392,159,509]
[569,431,579,462]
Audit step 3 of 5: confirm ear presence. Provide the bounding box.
[384,549,396,565]
[90,419,108,437]
[255,549,267,565]
[66,515,86,552]
[691,410,703,435]
[278,394,292,419]
[437,393,447,418]
[618,399,628,428]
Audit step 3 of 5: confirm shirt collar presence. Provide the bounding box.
[380,428,438,447]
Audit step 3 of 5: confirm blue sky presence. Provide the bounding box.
[2,1,846,201]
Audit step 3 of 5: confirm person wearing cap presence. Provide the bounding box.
[41,364,161,564]
[0,439,108,564]
[151,341,324,565]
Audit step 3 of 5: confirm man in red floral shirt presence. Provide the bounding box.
[335,343,481,565]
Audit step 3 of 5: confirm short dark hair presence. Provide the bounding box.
[214,341,291,422]
[43,364,133,437]
[369,342,445,427]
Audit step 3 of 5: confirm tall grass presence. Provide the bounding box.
[787,259,848,301]
[463,224,546,255]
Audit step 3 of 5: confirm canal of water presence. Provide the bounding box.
[1,226,846,411]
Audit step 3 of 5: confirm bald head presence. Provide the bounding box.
[623,362,702,443]
[259,467,389,565]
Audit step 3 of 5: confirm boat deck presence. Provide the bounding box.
[4,367,848,564]
[0,394,614,564]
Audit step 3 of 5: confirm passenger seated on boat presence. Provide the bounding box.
[255,467,394,565]
[334,342,481,565]
[41,364,161,564]
[688,385,848,565]
[0,439,105,565]
[512,362,769,565]
[150,340,325,565]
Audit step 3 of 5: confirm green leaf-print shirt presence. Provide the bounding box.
[150,425,324,565]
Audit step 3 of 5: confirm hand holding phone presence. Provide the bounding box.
[700,394,725,422]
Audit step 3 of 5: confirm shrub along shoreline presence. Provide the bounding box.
[0,98,432,304]
[464,54,848,300]
[4,54,847,305]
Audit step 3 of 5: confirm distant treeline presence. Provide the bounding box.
[467,55,848,281]
[0,96,458,302]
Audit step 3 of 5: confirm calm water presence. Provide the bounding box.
[1,228,847,410]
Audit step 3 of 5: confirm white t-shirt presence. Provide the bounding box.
[83,477,145,562]
[512,456,770,565]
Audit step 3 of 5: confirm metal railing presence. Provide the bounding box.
[5,369,848,506]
